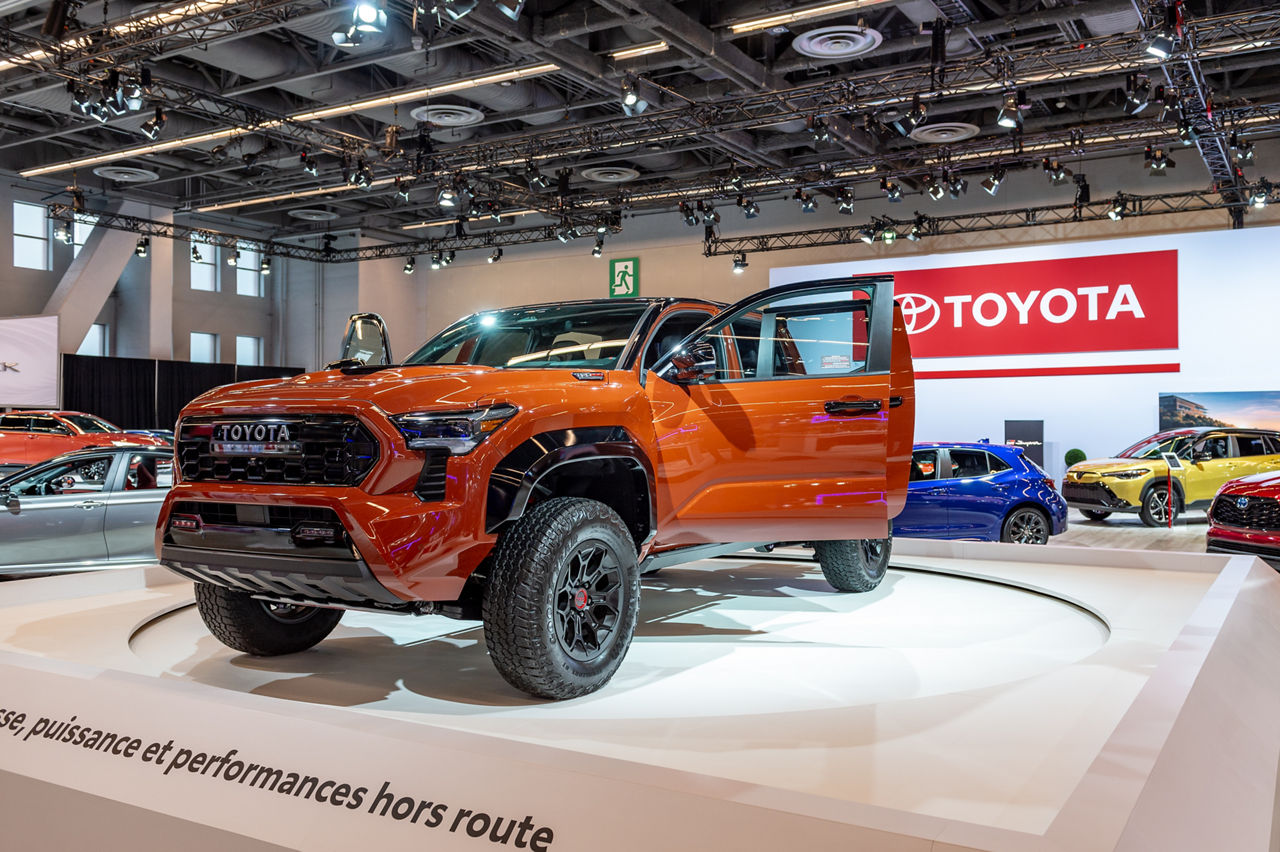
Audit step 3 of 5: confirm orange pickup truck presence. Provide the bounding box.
[156,277,915,698]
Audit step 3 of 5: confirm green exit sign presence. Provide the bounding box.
[609,258,639,297]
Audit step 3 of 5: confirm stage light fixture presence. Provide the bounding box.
[947,173,968,199]
[1122,75,1151,116]
[1145,146,1176,175]
[190,244,202,262]
[261,257,271,275]
[924,174,945,201]
[404,257,416,274]
[731,251,748,274]
[1074,174,1091,206]
[430,251,443,269]
[620,74,648,116]
[1250,179,1272,208]
[70,85,91,114]
[880,226,897,245]
[134,236,149,257]
[526,163,551,190]
[858,226,876,245]
[836,189,855,215]
[907,216,926,241]
[980,165,1007,196]
[679,200,699,226]
[300,152,318,176]
[808,116,831,143]
[122,79,145,111]
[890,94,927,136]
[701,202,720,225]
[1042,158,1072,186]
[53,222,72,244]
[1232,133,1255,164]
[591,236,604,257]
[432,0,478,21]
[996,90,1024,129]
[227,249,240,267]
[1107,195,1127,221]
[352,0,387,32]
[880,177,902,202]
[139,106,165,140]
[437,185,457,207]
[488,248,503,263]
[1145,8,1178,60]
[727,170,745,192]
[737,196,760,219]
[798,192,818,213]
[491,0,527,21]
[1178,119,1199,145]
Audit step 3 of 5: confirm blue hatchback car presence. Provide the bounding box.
[894,442,1069,544]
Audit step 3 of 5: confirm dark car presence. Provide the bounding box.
[0,446,173,574]
[894,442,1068,544]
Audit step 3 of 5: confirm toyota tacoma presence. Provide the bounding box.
[157,276,915,698]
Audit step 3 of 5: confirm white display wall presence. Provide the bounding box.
[771,225,1278,480]
[0,314,58,408]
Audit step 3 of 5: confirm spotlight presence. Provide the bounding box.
[190,244,202,262]
[53,222,72,244]
[836,189,855,215]
[947,173,968,199]
[620,74,648,115]
[857,226,876,245]
[139,106,165,139]
[797,191,818,213]
[889,94,927,136]
[980,165,1007,196]
[996,90,1024,129]
[437,185,457,207]
[880,226,897,245]
[352,0,387,32]
[261,257,271,276]
[526,163,551,190]
[443,250,455,265]
[1178,119,1199,146]
[209,144,229,164]
[1107,195,1127,221]
[1232,133,1255,164]
[432,0,478,21]
[134,236,149,258]
[1250,179,1272,208]
[122,79,145,111]
[924,174,945,201]
[731,251,748,274]
[331,26,363,46]
[404,257,416,274]
[1145,7,1178,60]
[907,216,926,241]
[90,101,111,124]
[556,223,575,243]
[393,179,410,201]
[488,248,503,263]
[700,202,720,225]
[430,252,443,269]
[227,249,240,267]
[1122,75,1152,116]
[880,177,902,202]
[1145,146,1176,175]
[1042,158,1072,186]
[808,116,831,143]
[492,0,527,22]
[737,196,760,219]
[1074,174,1091,206]
[592,236,604,257]
[727,170,745,192]
[354,159,374,189]
[300,152,318,176]
[1156,86,1178,122]
[70,86,91,114]
[679,200,699,226]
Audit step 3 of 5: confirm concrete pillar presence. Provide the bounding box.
[147,207,174,359]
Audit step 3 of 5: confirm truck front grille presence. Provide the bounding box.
[1211,495,1280,531]
[177,415,378,486]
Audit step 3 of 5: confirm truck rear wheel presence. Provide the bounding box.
[193,583,343,656]
[483,497,640,700]
[813,536,891,592]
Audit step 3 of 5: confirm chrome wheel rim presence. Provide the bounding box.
[1148,490,1171,524]
[1008,510,1049,544]
[553,541,624,663]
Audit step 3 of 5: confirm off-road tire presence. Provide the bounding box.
[813,536,891,592]
[1081,509,1111,521]
[1139,484,1178,527]
[193,582,343,656]
[1001,506,1051,544]
[482,497,640,700]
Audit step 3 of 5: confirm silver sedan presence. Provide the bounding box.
[0,447,173,574]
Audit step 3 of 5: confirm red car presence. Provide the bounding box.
[0,410,168,470]
[1206,472,1280,567]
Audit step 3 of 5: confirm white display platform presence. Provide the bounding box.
[0,542,1277,852]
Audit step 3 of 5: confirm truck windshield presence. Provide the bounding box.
[61,414,121,433]
[404,302,650,369]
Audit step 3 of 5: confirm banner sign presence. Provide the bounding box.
[1004,420,1045,466]
[894,250,1177,358]
[0,315,59,408]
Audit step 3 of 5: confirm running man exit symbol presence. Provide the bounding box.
[609,258,639,297]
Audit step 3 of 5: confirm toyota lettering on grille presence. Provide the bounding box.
[211,421,302,457]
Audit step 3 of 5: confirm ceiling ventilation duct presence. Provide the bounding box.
[792,25,883,60]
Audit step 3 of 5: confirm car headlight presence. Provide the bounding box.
[1105,468,1150,479]
[391,404,518,455]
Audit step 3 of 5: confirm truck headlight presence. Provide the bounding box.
[391,404,518,455]
[1106,468,1150,479]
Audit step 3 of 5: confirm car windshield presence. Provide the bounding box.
[1118,434,1194,459]
[403,302,650,370]
[61,414,120,433]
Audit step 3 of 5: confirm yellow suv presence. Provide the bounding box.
[1062,428,1280,526]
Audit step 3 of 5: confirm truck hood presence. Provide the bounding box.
[182,365,623,416]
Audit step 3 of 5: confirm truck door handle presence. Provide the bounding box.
[825,398,882,415]
[74,500,105,510]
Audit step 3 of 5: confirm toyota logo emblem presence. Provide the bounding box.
[897,293,940,334]
[1236,496,1250,510]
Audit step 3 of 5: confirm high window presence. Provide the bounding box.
[235,335,263,366]
[190,331,219,363]
[12,201,49,270]
[77,323,108,356]
[190,238,217,291]
[235,246,263,297]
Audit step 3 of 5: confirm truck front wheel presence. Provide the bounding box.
[193,583,343,656]
[483,497,641,700]
[813,536,891,592]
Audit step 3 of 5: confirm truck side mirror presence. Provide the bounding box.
[669,339,718,383]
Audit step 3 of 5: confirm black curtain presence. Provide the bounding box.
[235,365,304,383]
[156,361,236,429]
[62,354,156,429]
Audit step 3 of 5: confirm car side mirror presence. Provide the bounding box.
[1193,450,1213,462]
[4,491,18,513]
[669,340,718,383]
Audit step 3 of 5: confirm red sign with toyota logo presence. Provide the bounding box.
[894,250,1177,358]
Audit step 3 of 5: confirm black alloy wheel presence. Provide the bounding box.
[1080,509,1111,521]
[553,542,625,663]
[1002,507,1051,544]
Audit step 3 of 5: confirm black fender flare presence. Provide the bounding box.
[485,427,657,538]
